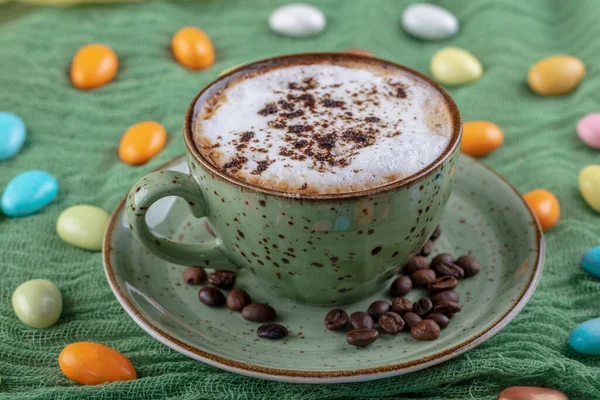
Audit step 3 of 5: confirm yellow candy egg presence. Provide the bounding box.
[528,55,585,96]
[70,44,118,90]
[430,47,483,86]
[579,165,600,212]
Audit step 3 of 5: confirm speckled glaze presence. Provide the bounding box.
[126,53,462,305]
[105,154,544,383]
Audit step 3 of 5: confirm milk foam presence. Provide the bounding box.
[195,63,453,194]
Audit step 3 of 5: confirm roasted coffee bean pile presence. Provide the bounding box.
[323,226,482,347]
[183,267,288,340]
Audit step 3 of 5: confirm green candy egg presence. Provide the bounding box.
[56,205,110,251]
[12,279,62,329]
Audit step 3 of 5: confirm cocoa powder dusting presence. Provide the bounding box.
[217,74,410,175]
[322,98,345,108]
[251,160,273,175]
[258,103,278,116]
[222,156,248,173]
[240,131,255,142]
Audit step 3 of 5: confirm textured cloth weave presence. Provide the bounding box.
[1,0,600,398]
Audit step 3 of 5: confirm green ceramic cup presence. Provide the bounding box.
[126,53,462,305]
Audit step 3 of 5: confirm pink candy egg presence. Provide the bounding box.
[577,113,600,149]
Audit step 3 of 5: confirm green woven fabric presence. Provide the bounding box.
[1,0,600,398]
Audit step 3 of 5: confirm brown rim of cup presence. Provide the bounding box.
[183,52,462,202]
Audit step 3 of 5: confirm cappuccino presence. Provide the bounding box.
[194,60,452,194]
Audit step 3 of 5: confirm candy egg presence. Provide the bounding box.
[118,121,167,165]
[59,342,136,385]
[70,44,118,90]
[577,113,600,149]
[1,170,58,217]
[56,205,110,251]
[579,165,600,212]
[528,55,585,96]
[269,3,326,38]
[581,246,600,277]
[0,112,26,160]
[522,189,560,231]
[401,3,459,41]
[569,318,600,355]
[430,47,483,86]
[461,121,504,157]
[497,386,567,400]
[171,27,215,70]
[12,279,62,329]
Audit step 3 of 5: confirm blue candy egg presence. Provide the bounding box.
[1,171,58,217]
[582,246,600,277]
[569,318,600,355]
[0,112,26,160]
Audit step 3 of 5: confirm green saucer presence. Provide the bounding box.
[103,154,543,383]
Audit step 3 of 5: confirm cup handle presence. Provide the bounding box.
[126,170,233,270]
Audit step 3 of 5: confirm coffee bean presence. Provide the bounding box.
[402,312,422,330]
[426,313,450,329]
[324,308,349,331]
[182,266,206,284]
[242,303,276,322]
[432,261,464,280]
[431,253,464,279]
[226,289,252,312]
[349,312,374,329]
[412,297,433,316]
[430,225,442,240]
[410,319,440,340]
[390,276,413,297]
[208,270,236,289]
[433,300,462,315]
[367,301,391,320]
[455,255,481,277]
[401,256,430,275]
[431,290,460,304]
[378,312,405,334]
[411,269,437,287]
[346,328,379,347]
[419,240,434,256]
[257,324,289,339]
[431,253,454,268]
[198,287,225,307]
[428,276,458,292]
[391,297,413,314]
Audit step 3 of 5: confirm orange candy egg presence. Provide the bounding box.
[119,121,167,165]
[523,189,560,231]
[59,342,136,385]
[70,44,118,90]
[171,27,215,70]
[461,121,504,157]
